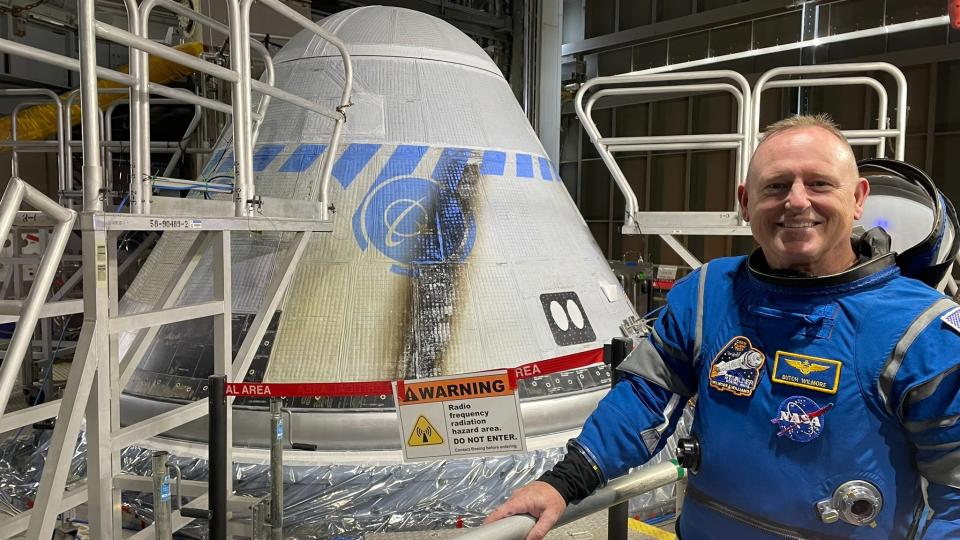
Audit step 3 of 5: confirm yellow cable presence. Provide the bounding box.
[627,517,677,540]
[0,41,204,145]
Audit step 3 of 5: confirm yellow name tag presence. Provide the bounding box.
[771,351,842,395]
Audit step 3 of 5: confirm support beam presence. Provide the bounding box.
[231,231,311,379]
[659,234,702,269]
[114,400,208,448]
[0,300,83,323]
[537,0,562,166]
[84,228,117,539]
[0,400,60,432]
[26,323,99,540]
[108,300,225,334]
[213,231,233,496]
[119,232,211,389]
[562,0,790,55]
[0,482,88,536]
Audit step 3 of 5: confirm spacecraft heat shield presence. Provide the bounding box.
[119,6,637,451]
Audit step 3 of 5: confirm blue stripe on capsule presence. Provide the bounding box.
[516,153,534,178]
[252,144,285,172]
[279,144,327,173]
[332,144,381,188]
[373,145,428,183]
[538,156,554,181]
[480,150,506,176]
[433,147,472,190]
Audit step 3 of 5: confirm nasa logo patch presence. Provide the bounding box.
[708,336,765,397]
[771,396,833,443]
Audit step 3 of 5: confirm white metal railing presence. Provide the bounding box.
[2,89,66,191]
[0,0,345,536]
[575,70,751,229]
[103,98,204,185]
[5,91,213,203]
[0,0,351,218]
[574,62,913,268]
[102,0,351,217]
[575,70,751,268]
[0,178,76,419]
[459,460,685,539]
[0,41,246,201]
[139,0,276,145]
[753,63,908,160]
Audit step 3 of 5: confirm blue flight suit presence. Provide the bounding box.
[574,252,960,538]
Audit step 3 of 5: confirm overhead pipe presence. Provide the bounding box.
[626,16,948,77]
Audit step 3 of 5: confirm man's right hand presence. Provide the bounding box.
[483,481,567,540]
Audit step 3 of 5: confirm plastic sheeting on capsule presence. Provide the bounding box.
[0,410,689,539]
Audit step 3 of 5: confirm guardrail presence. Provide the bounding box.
[459,460,685,539]
[0,177,76,419]
[752,63,907,160]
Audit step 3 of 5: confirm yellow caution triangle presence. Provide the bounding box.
[408,415,444,446]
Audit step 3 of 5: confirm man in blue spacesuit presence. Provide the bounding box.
[485,115,960,539]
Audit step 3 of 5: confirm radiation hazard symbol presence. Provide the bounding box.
[407,416,444,446]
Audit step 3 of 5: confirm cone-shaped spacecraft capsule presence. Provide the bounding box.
[119,6,637,452]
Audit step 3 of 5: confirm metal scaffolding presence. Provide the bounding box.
[0,0,352,536]
[574,62,911,270]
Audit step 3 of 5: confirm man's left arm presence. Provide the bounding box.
[893,305,960,537]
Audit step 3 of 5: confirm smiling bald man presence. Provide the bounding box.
[485,114,960,540]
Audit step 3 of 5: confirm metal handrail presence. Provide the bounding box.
[0,39,238,118]
[82,0,354,217]
[2,90,65,193]
[10,101,51,179]
[762,76,889,157]
[64,87,112,192]
[0,6,337,217]
[88,21,252,213]
[140,0,276,145]
[575,71,751,227]
[103,98,204,185]
[458,460,685,539]
[752,64,908,160]
[0,177,76,419]
[238,0,354,220]
[0,38,246,210]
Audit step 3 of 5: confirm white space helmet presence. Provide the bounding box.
[857,158,958,290]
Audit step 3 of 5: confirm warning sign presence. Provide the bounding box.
[395,371,526,461]
[400,373,514,404]
[408,416,444,446]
